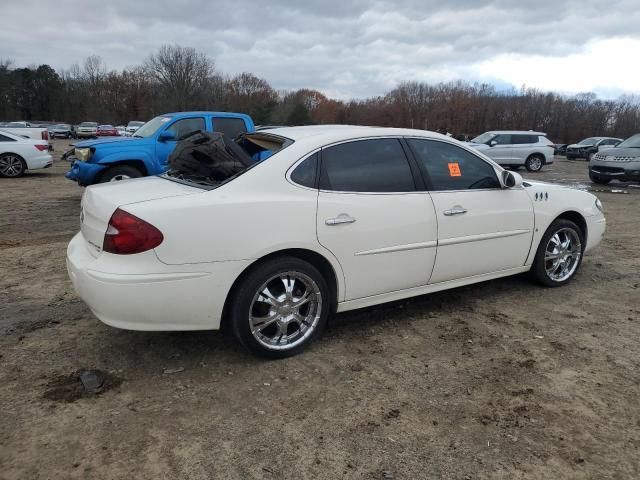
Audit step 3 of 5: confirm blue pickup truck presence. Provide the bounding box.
[66,111,255,185]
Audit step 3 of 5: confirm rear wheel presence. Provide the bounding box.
[525,154,544,172]
[531,219,584,287]
[589,170,611,185]
[230,257,330,358]
[99,165,143,183]
[0,153,27,178]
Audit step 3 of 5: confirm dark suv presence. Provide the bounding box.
[566,137,622,161]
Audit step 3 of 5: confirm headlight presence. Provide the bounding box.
[595,198,604,212]
[74,148,92,162]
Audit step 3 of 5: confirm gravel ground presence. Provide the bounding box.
[1,139,639,479]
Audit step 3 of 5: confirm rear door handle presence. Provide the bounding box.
[325,213,356,226]
[443,207,467,216]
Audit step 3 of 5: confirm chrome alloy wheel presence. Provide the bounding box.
[544,228,582,282]
[249,271,322,351]
[527,156,542,171]
[0,155,25,177]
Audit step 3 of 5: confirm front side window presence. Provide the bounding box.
[407,139,500,191]
[213,118,248,139]
[319,138,415,192]
[167,117,206,140]
[492,134,511,145]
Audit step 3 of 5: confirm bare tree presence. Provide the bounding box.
[145,44,214,111]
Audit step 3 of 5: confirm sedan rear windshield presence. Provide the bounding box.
[164,132,292,189]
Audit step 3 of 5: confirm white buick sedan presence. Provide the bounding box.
[67,126,606,357]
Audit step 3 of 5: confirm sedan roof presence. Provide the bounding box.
[261,124,450,144]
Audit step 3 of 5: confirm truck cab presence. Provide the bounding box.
[66,111,255,185]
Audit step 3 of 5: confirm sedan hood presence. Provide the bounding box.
[597,147,640,157]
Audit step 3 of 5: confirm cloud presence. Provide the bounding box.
[1,0,639,99]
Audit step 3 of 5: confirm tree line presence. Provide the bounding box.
[1,44,639,143]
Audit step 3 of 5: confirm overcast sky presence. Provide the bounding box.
[1,0,639,99]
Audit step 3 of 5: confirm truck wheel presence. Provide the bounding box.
[99,165,142,183]
[0,153,27,178]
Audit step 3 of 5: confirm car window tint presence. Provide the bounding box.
[213,117,247,139]
[408,139,501,191]
[320,138,415,192]
[167,118,205,140]
[290,152,318,188]
[0,133,15,142]
[511,134,533,144]
[493,134,511,145]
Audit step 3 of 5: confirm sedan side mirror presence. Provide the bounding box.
[158,130,176,142]
[502,170,523,188]
[489,140,498,147]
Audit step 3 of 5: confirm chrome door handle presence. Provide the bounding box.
[325,213,356,226]
[443,207,467,216]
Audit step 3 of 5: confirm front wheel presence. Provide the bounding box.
[230,257,330,358]
[99,165,143,183]
[530,219,585,287]
[525,154,544,172]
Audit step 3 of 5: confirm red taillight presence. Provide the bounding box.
[34,144,48,151]
[103,208,164,255]
[41,131,48,140]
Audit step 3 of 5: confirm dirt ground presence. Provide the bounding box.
[1,139,639,480]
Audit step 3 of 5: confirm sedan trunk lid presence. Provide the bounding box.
[80,176,202,255]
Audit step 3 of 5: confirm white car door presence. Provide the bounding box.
[315,138,438,300]
[484,134,514,164]
[406,138,534,284]
[510,134,537,164]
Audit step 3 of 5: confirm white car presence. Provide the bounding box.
[125,121,145,136]
[0,129,53,177]
[468,131,555,172]
[67,126,605,358]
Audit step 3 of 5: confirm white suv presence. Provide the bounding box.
[468,131,555,172]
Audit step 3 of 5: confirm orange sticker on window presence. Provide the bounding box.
[448,162,461,177]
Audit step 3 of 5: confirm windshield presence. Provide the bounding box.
[133,116,171,138]
[577,137,598,146]
[470,132,495,144]
[615,134,640,148]
[80,122,97,127]
[128,121,144,127]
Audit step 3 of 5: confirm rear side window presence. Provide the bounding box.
[213,117,248,139]
[408,139,500,191]
[512,134,536,144]
[290,153,318,188]
[0,133,15,142]
[167,117,205,140]
[320,139,415,192]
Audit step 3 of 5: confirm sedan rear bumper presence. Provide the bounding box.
[66,232,250,331]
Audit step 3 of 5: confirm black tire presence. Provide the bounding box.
[230,257,331,359]
[589,170,611,185]
[99,165,143,183]
[530,219,585,287]
[0,153,27,178]
[525,154,544,172]
[566,155,575,160]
